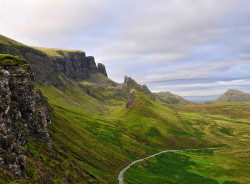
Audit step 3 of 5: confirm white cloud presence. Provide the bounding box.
[0,0,116,46]
[1,0,250,100]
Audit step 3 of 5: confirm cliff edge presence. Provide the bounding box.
[0,34,108,86]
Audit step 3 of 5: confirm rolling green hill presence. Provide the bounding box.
[155,91,193,104]
[210,89,250,103]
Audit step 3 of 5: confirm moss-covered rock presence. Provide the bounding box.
[0,54,29,66]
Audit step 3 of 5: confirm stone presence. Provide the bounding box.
[0,58,52,176]
[126,90,136,109]
[87,56,98,72]
[97,63,107,77]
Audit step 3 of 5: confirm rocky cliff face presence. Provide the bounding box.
[0,34,108,86]
[53,51,91,80]
[0,55,51,176]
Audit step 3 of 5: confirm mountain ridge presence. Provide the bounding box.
[0,34,108,86]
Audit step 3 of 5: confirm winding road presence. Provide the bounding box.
[118,147,247,184]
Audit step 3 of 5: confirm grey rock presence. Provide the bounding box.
[0,62,51,176]
[97,63,107,77]
[87,56,98,72]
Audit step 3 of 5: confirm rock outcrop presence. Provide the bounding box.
[97,63,107,77]
[126,90,136,108]
[0,54,51,176]
[87,56,98,72]
[123,76,155,100]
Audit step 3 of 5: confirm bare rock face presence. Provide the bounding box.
[0,56,51,176]
[87,56,98,72]
[126,90,136,109]
[97,63,107,77]
[53,51,90,80]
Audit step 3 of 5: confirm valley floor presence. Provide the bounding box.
[124,147,250,184]
[123,103,250,184]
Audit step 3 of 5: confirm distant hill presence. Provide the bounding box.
[155,91,193,104]
[211,89,250,103]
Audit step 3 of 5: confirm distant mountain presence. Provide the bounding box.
[211,89,250,103]
[155,91,193,104]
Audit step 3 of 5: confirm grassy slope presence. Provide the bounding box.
[0,35,83,58]
[2,75,249,183]
[21,79,214,183]
[85,73,118,86]
[155,91,192,104]
[111,90,207,149]
[34,47,84,57]
[0,35,26,46]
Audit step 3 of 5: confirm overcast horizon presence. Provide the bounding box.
[1,0,250,101]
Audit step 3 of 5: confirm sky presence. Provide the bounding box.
[1,0,250,102]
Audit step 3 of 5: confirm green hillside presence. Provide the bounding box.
[0,34,27,46]
[210,89,250,103]
[155,91,193,104]
[0,73,210,183]
[32,79,212,183]
[34,46,83,57]
[11,76,223,183]
[111,89,205,149]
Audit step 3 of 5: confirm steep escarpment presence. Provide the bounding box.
[0,54,51,176]
[0,34,108,86]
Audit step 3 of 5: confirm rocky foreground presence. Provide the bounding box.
[0,55,51,176]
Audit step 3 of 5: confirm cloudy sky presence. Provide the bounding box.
[1,0,250,101]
